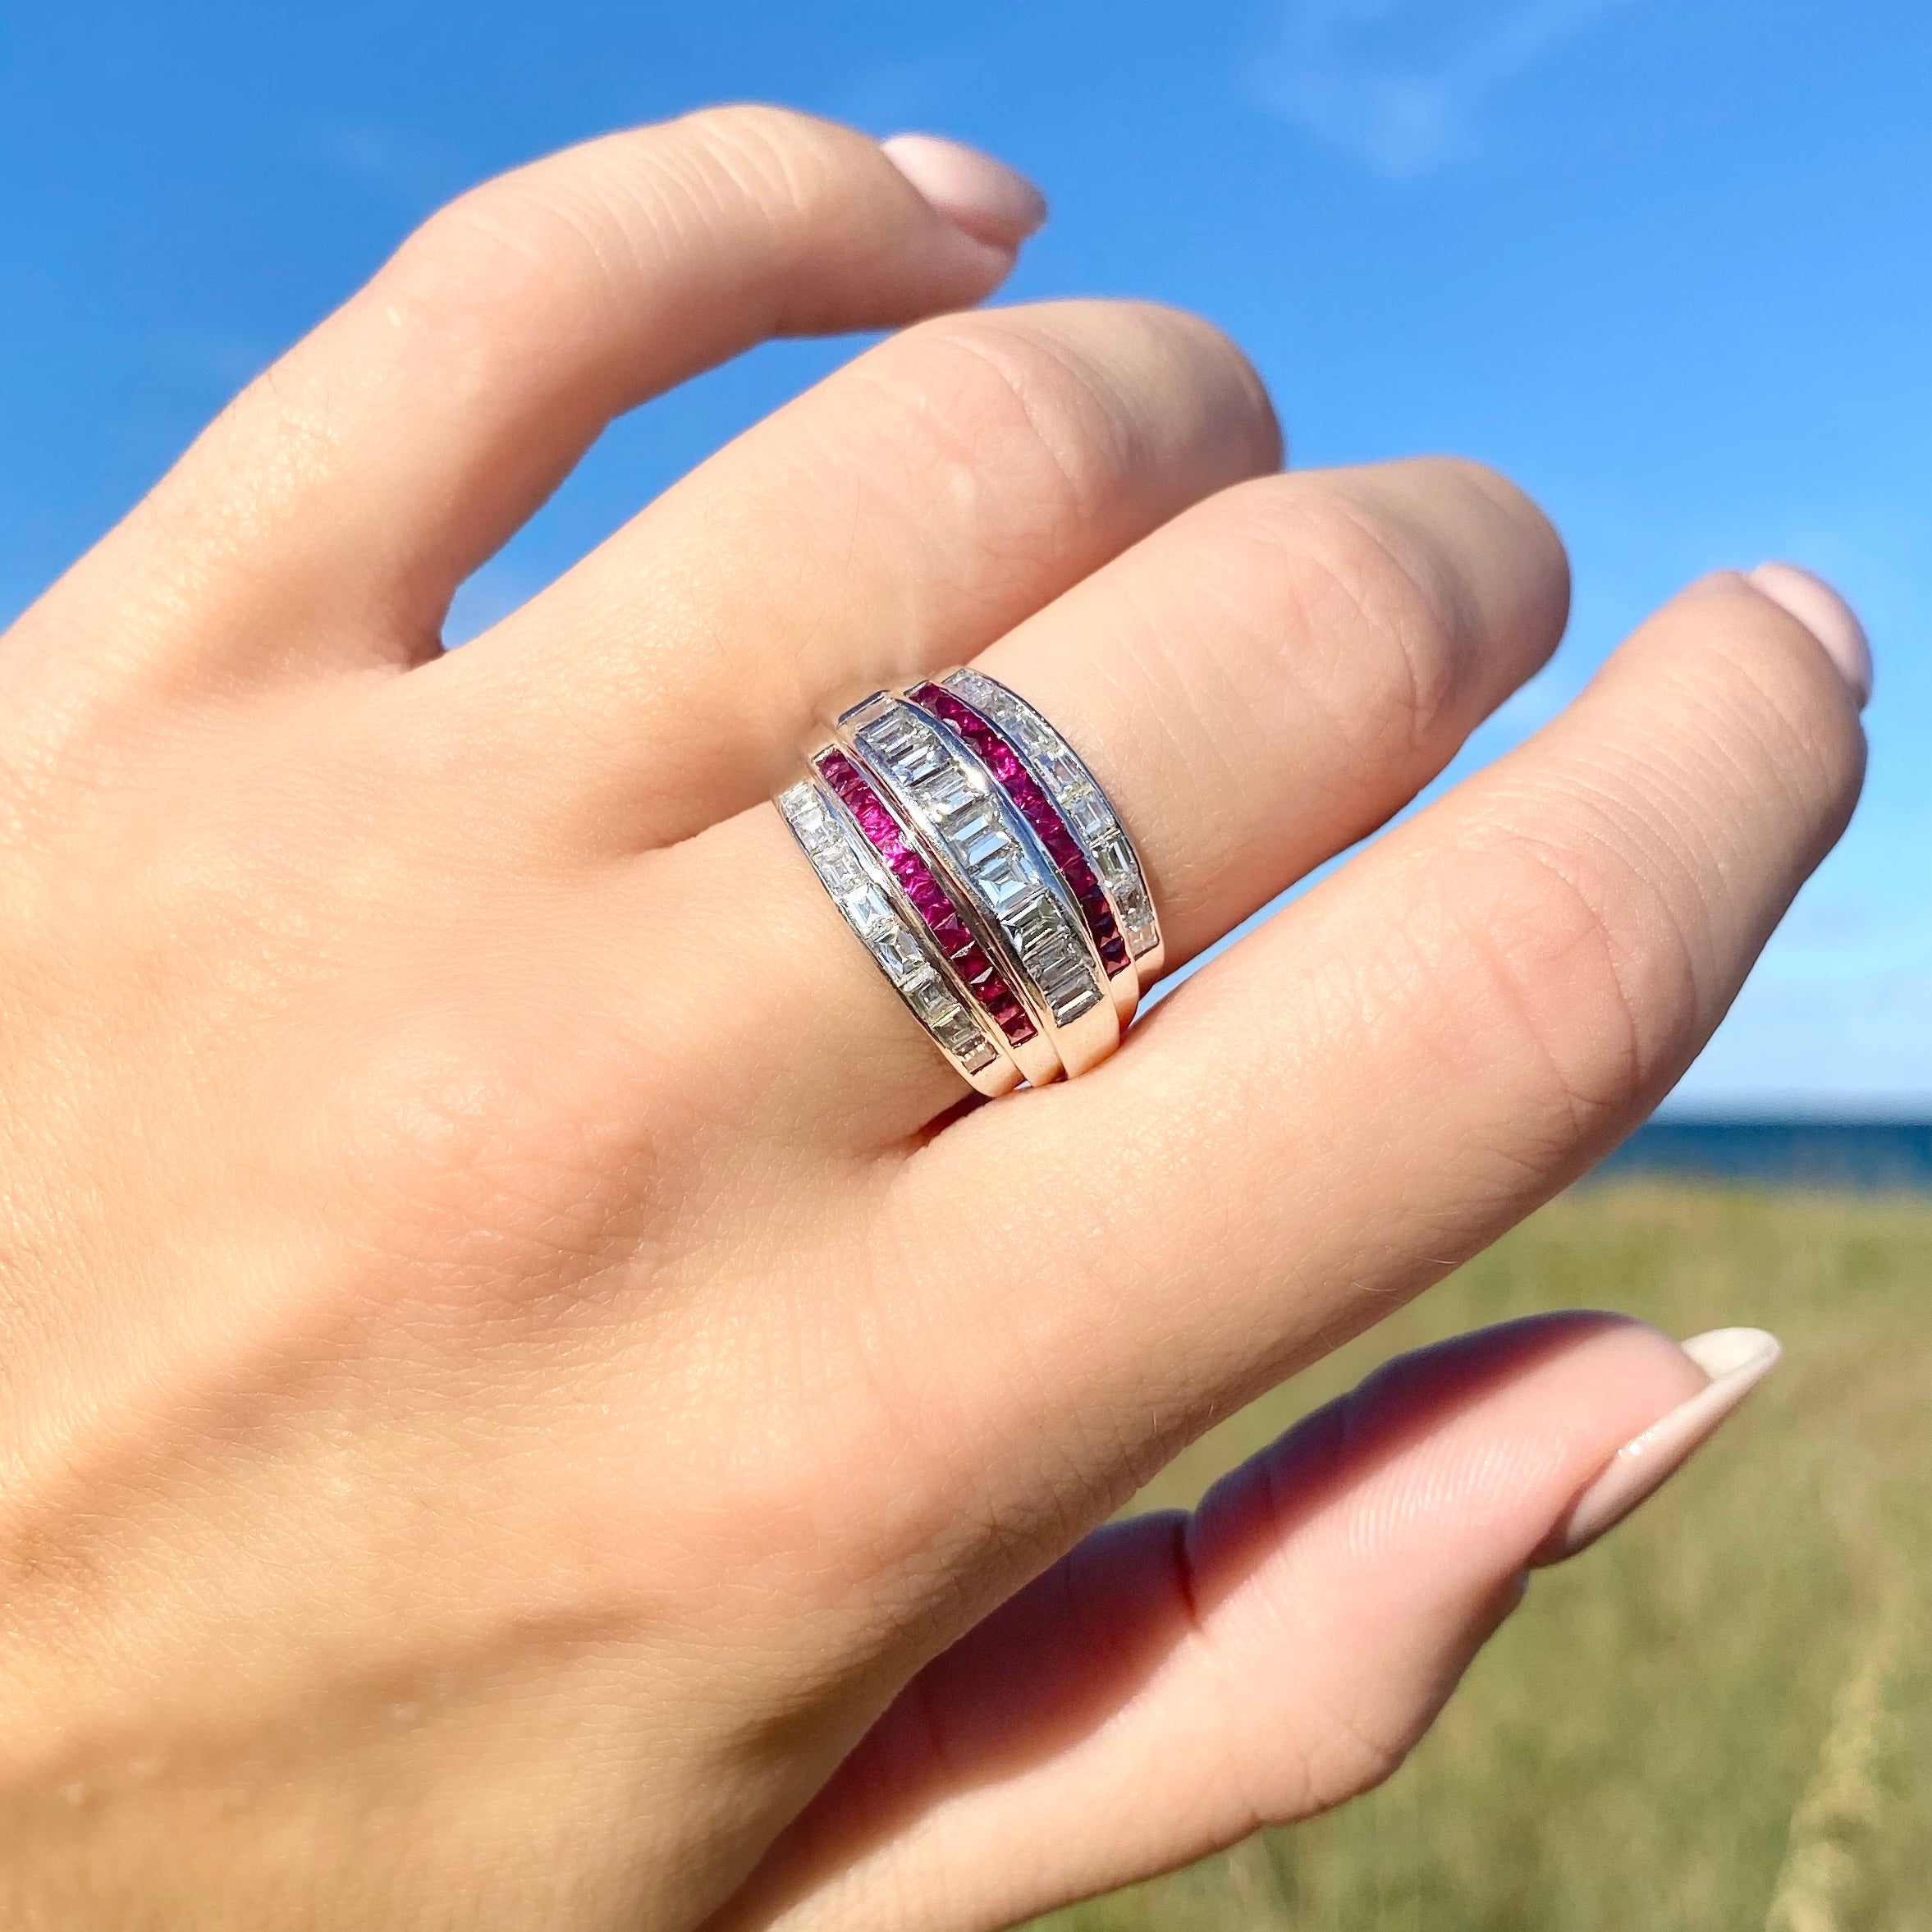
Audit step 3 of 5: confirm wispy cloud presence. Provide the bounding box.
[1250,0,1637,176]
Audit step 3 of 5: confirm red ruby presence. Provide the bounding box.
[823,722,1047,1047]
[909,688,1133,995]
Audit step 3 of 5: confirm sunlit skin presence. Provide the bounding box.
[0,108,1865,1930]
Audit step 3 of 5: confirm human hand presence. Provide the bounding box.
[0,108,1866,1929]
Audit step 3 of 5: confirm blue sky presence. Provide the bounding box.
[3,1,1927,1111]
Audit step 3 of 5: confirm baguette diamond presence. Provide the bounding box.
[853,703,1105,1030]
[943,667,1161,961]
[910,681,1130,977]
[777,778,1000,1076]
[814,750,1036,1046]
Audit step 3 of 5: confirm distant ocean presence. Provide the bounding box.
[1594,1120,1932,1191]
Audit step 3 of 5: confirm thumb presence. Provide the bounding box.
[717,1311,1774,1932]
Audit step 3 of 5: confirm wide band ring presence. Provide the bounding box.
[776,669,1162,1092]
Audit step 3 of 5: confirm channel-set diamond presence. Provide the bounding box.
[910,682,1129,978]
[777,779,1000,1074]
[854,703,1104,1029]
[813,751,1036,1046]
[942,668,1161,959]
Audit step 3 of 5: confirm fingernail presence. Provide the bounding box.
[1747,562,1872,708]
[1554,1327,1781,1559]
[881,134,1047,252]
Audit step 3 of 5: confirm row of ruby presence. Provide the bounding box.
[910,684,1131,977]
[815,750,1037,1046]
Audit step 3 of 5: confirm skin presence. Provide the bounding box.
[0,106,1865,1930]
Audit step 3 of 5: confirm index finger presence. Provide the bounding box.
[20,108,1028,694]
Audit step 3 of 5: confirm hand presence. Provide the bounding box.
[0,108,1865,1930]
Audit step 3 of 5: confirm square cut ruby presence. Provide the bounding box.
[813,749,1037,1045]
[909,687,1133,982]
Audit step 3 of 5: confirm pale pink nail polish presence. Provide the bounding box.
[881,134,1047,252]
[1553,1327,1781,1559]
[1748,562,1873,708]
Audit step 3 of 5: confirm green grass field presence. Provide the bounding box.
[1033,1183,1932,1932]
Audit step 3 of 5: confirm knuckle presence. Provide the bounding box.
[1434,813,1704,1138]
[870,317,1142,539]
[385,108,882,326]
[1197,474,1491,761]
[664,106,832,249]
[991,300,1277,460]
[658,105,891,278]
[1014,300,1279,468]
[1296,1701,1417,1813]
[672,101,863,204]
[387,173,603,329]
[1420,454,1556,550]
[317,996,681,1309]
[874,302,1270,536]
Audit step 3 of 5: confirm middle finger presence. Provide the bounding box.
[414,300,1280,849]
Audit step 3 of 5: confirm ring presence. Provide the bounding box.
[777,669,1161,1092]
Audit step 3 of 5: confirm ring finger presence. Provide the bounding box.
[622,455,1569,1141]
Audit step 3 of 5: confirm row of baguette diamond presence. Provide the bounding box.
[847,698,1106,1032]
[909,680,1130,978]
[941,667,1160,961]
[776,774,1002,1078]
[817,747,1035,1045]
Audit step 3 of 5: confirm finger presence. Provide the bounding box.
[722,1316,1756,1932]
[969,455,1568,997]
[21,109,1036,696]
[911,571,1860,1530]
[624,456,1563,1142]
[421,298,1280,846]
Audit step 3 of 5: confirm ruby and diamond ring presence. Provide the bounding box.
[777,669,1161,1095]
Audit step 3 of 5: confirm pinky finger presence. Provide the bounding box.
[719,1315,1777,1932]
